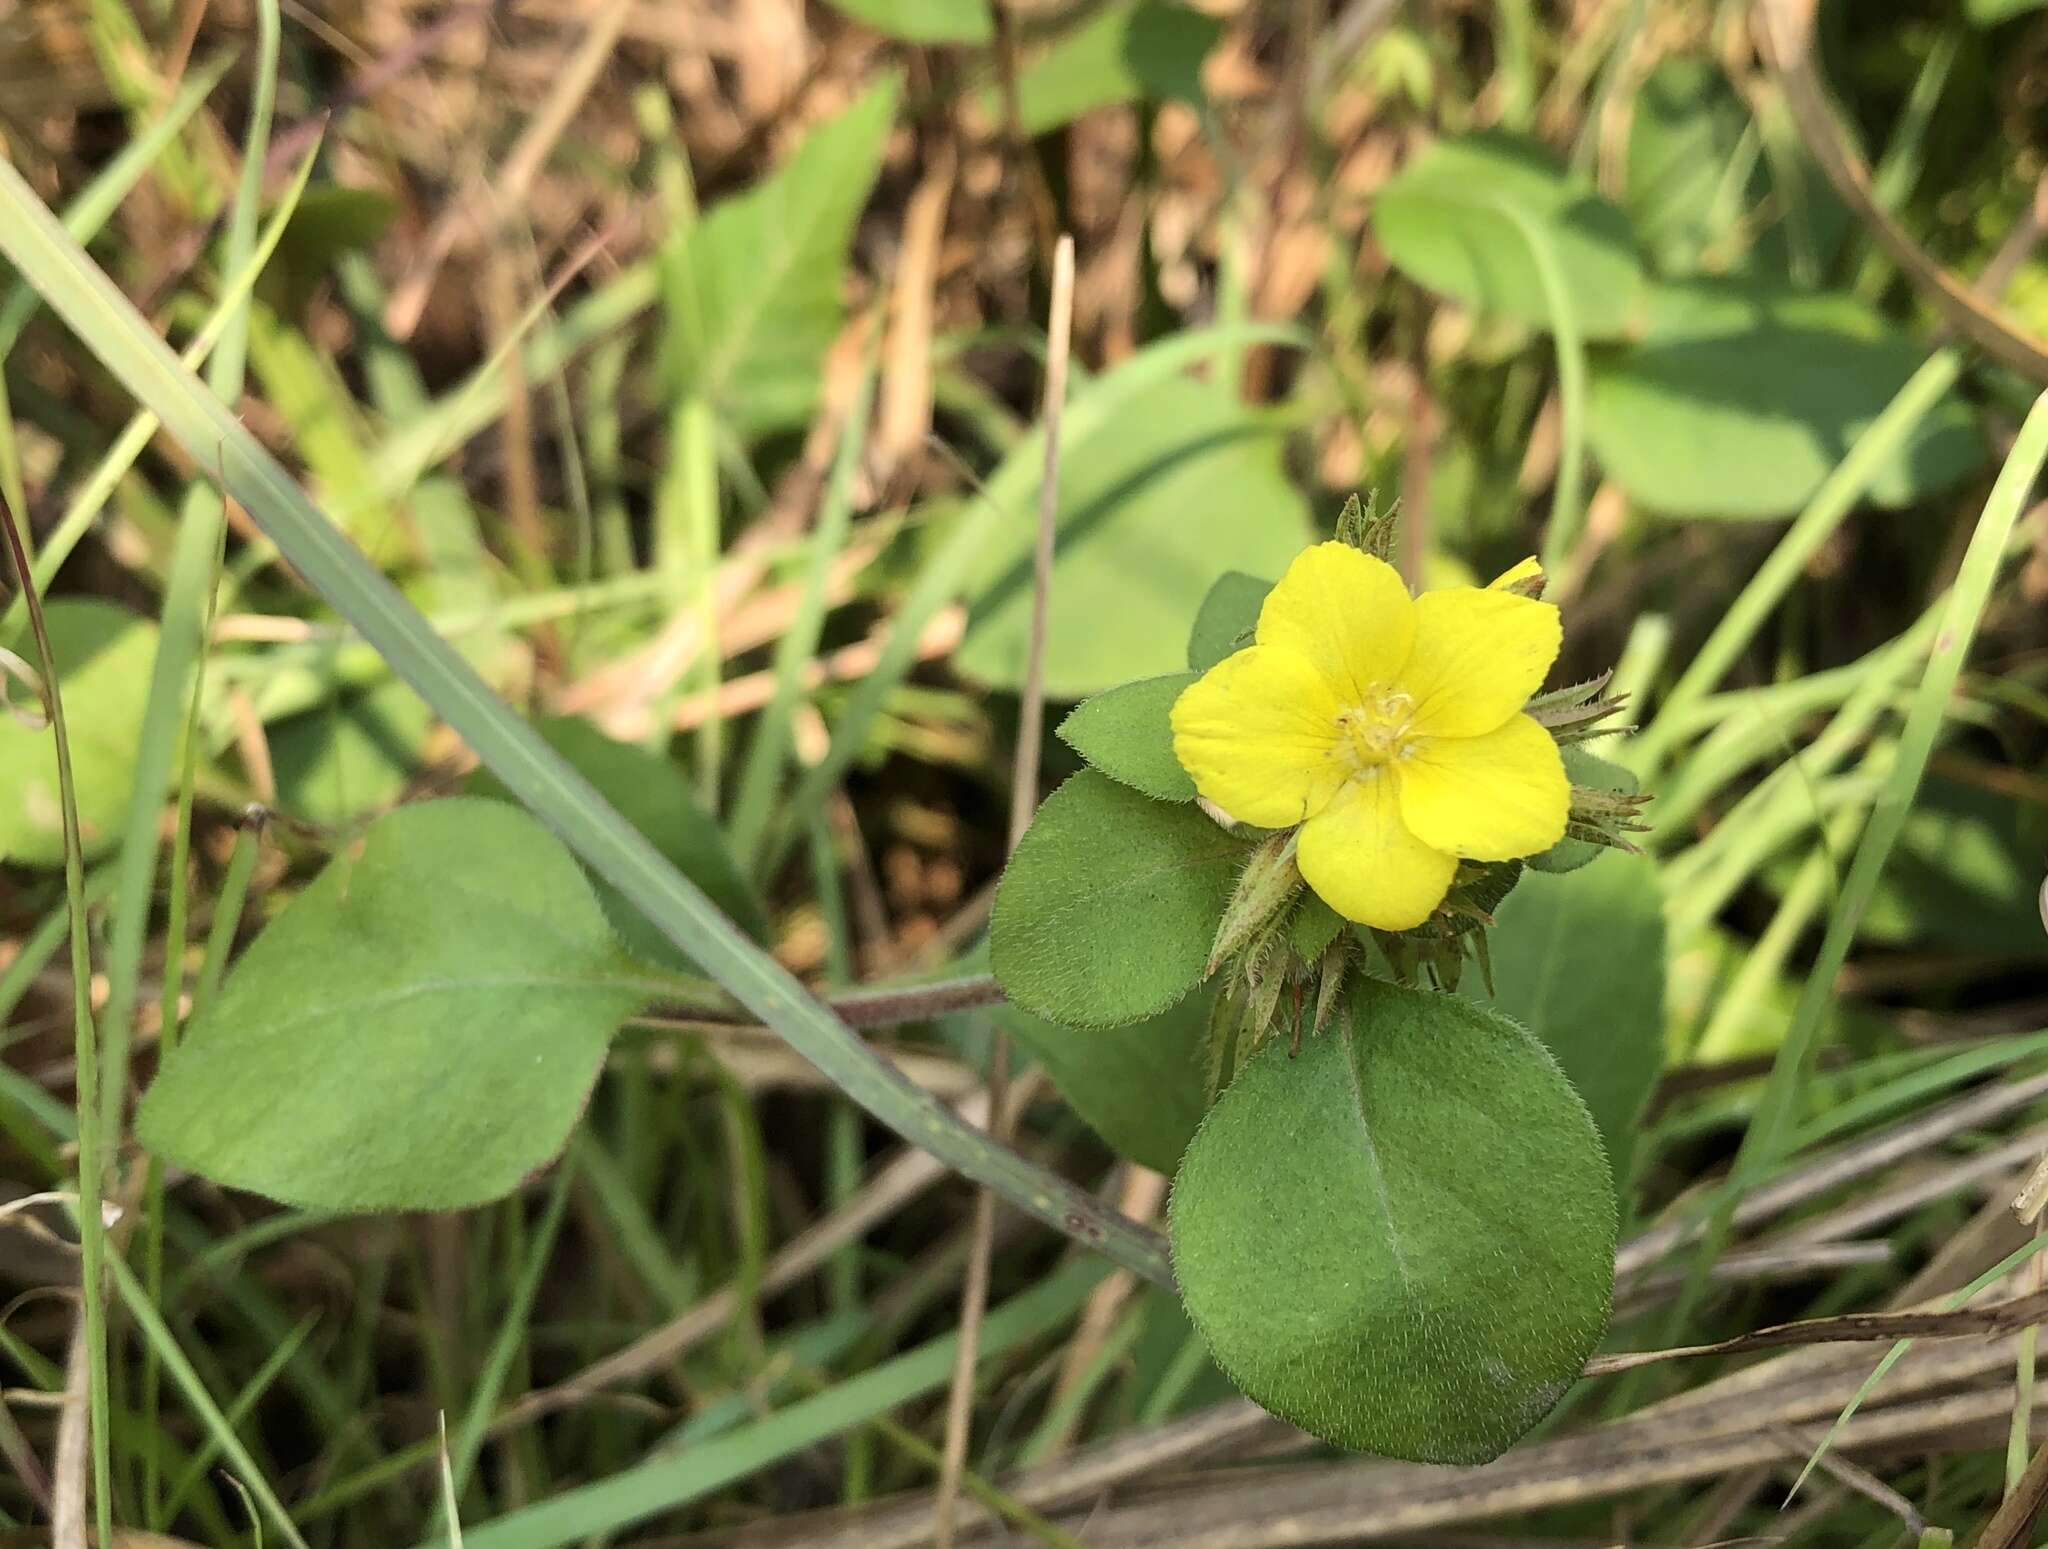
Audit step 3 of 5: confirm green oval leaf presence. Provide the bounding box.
[138,798,651,1212]
[1170,979,1616,1462]
[956,373,1310,698]
[1587,279,1985,518]
[663,77,899,437]
[1056,672,1198,802]
[0,599,160,866]
[992,770,1246,1028]
[270,675,432,827]
[1372,132,1646,339]
[468,715,767,962]
[1623,58,1756,277]
[825,0,992,43]
[1185,570,1272,671]
[1466,853,1666,1190]
[1004,991,1214,1174]
[1002,2,1219,134]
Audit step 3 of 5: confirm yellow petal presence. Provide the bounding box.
[1399,586,1561,738]
[1255,542,1416,705]
[1487,556,1544,593]
[1398,713,1569,861]
[1296,771,1457,930]
[1170,645,1348,828]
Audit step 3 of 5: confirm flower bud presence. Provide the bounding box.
[1206,832,1303,977]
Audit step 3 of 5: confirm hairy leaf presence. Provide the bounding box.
[1172,979,1616,1462]
[1374,133,1646,339]
[0,599,160,866]
[992,771,1246,1028]
[139,799,649,1212]
[1056,672,1199,802]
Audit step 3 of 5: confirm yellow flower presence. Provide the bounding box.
[1170,543,1569,931]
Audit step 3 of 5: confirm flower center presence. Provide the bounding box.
[1338,687,1420,773]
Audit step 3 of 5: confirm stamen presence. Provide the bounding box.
[1337,686,1419,771]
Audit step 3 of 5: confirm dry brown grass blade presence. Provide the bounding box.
[665,973,1004,1031]
[1778,1427,1927,1539]
[1041,1165,1172,1458]
[628,1019,975,1099]
[1614,1240,1895,1316]
[486,248,547,561]
[0,1397,49,1518]
[1616,1068,2048,1278]
[1585,1285,2048,1377]
[50,1312,86,1549]
[961,1385,2033,1548]
[661,606,966,735]
[874,140,956,486]
[671,1307,2045,1549]
[1977,1433,2048,1549]
[934,230,1078,1549]
[487,1081,1034,1439]
[678,1401,1278,1549]
[1755,0,2048,383]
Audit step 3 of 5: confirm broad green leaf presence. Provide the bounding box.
[1466,854,1666,1189]
[992,770,1247,1028]
[1529,744,1636,874]
[1624,58,1756,276]
[1004,991,1213,1174]
[1587,279,1985,518]
[0,114,1178,1292]
[1185,571,1272,671]
[1372,132,1646,339]
[270,675,433,827]
[1056,672,1198,802]
[0,600,160,866]
[1171,980,1615,1462]
[1968,0,2047,22]
[956,375,1309,697]
[138,798,649,1212]
[827,0,992,42]
[469,716,768,961]
[663,77,898,436]
[1004,2,1218,134]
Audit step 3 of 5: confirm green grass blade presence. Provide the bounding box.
[436,1259,1108,1549]
[1789,1230,2048,1503]
[0,135,322,634]
[107,1249,311,1549]
[1660,387,2048,1343]
[1635,350,1964,770]
[439,1163,575,1528]
[96,0,284,1144]
[0,501,113,1543]
[361,263,660,519]
[0,51,235,362]
[158,1314,317,1524]
[1484,196,1586,580]
[728,363,875,873]
[0,155,1178,1290]
[777,321,1308,869]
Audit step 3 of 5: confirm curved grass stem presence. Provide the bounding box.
[0,491,112,1546]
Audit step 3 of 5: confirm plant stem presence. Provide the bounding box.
[0,490,112,1545]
